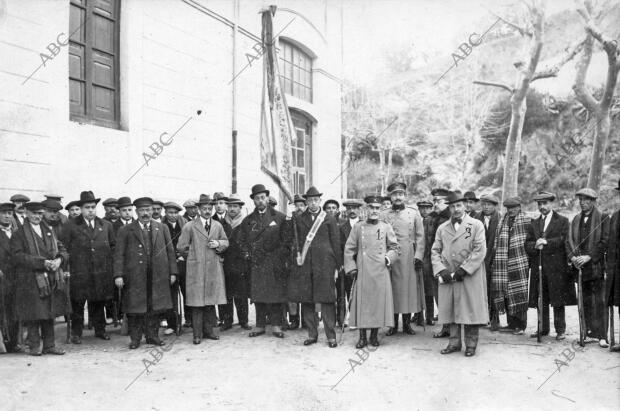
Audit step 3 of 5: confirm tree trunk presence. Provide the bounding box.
[502,95,527,200]
[378,150,386,195]
[587,112,610,190]
[385,146,394,191]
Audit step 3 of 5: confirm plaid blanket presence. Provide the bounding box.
[492,211,530,315]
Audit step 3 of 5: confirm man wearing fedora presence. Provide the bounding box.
[238,184,289,339]
[11,201,69,355]
[336,199,363,328]
[567,188,610,348]
[432,191,488,357]
[177,194,228,344]
[492,197,531,335]
[61,191,116,343]
[424,188,452,333]
[222,194,252,330]
[344,195,399,348]
[0,202,21,352]
[288,186,342,348]
[525,191,576,341]
[113,197,135,235]
[161,201,187,335]
[607,179,620,352]
[463,191,480,218]
[475,194,501,330]
[381,181,425,336]
[114,197,177,349]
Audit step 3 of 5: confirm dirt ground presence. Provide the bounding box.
[1,306,619,411]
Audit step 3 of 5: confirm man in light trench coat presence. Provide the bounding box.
[432,191,488,357]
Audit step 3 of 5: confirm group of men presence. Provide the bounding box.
[1,178,619,357]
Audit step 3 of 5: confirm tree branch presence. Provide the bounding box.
[473,80,512,93]
[484,8,532,37]
[572,35,599,113]
[532,39,586,81]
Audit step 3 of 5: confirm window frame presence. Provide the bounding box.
[278,40,313,103]
[290,111,313,194]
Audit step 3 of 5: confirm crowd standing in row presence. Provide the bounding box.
[1,179,619,357]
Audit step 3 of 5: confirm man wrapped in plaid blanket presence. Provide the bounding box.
[492,197,531,334]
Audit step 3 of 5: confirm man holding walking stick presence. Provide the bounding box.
[525,192,575,341]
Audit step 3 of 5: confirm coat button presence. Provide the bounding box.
[139,261,143,264]
[139,245,142,248]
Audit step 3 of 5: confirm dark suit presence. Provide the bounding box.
[423,207,451,323]
[476,210,500,324]
[0,225,20,351]
[62,216,116,336]
[162,217,187,330]
[525,211,576,334]
[336,219,356,326]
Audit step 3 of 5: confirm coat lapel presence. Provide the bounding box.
[151,220,160,245]
[130,221,147,249]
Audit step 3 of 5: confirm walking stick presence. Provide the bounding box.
[577,268,586,347]
[120,286,129,336]
[65,273,71,344]
[176,286,183,336]
[610,305,615,351]
[338,269,346,344]
[537,251,543,343]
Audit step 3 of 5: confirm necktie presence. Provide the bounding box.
[540,215,546,233]
[205,221,210,235]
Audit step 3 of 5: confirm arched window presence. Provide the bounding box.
[279,40,313,102]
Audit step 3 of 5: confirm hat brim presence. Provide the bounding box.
[302,193,323,199]
[250,190,270,199]
[78,198,100,206]
[576,194,596,200]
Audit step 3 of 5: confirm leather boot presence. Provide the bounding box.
[386,314,399,336]
[403,314,416,335]
[356,329,368,348]
[369,328,379,346]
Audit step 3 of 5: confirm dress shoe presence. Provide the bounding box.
[369,329,379,346]
[385,327,397,336]
[490,322,499,332]
[129,341,140,349]
[403,325,416,335]
[272,331,285,338]
[193,337,201,345]
[512,328,524,335]
[555,333,566,341]
[303,338,318,346]
[356,329,368,348]
[328,341,338,348]
[146,338,165,346]
[464,347,476,357]
[95,332,110,340]
[240,323,252,330]
[42,347,65,355]
[530,331,549,338]
[433,329,450,338]
[610,344,620,352]
[249,330,265,338]
[204,334,219,341]
[220,324,233,331]
[71,336,82,345]
[440,345,461,354]
[29,347,42,356]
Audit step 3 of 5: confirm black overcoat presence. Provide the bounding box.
[606,210,620,306]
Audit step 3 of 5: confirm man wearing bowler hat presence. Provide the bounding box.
[432,191,488,357]
[61,191,116,343]
[288,186,341,348]
[114,197,177,349]
[238,184,289,339]
[492,196,531,335]
[607,179,620,351]
[382,181,425,336]
[525,191,576,340]
[567,187,610,347]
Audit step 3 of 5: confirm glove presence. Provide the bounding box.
[453,267,468,282]
[437,269,451,284]
[346,269,358,280]
[414,258,423,271]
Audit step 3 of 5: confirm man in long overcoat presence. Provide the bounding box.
[61,191,115,343]
[223,194,252,330]
[11,202,69,355]
[238,184,288,339]
[566,188,610,348]
[475,194,501,330]
[607,179,620,352]
[0,203,21,352]
[114,197,177,349]
[381,181,425,336]
[525,191,576,340]
[161,201,186,335]
[177,194,228,344]
[432,192,488,357]
[336,199,363,328]
[288,186,341,348]
[344,195,399,348]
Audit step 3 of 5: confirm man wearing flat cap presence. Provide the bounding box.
[432,192,488,357]
[183,199,199,222]
[44,194,68,225]
[424,188,452,333]
[151,200,164,224]
[463,191,480,218]
[177,194,229,344]
[336,199,363,328]
[114,197,177,349]
[607,179,620,351]
[566,188,610,347]
[475,194,501,330]
[382,181,425,336]
[10,194,30,228]
[61,191,116,343]
[525,191,575,340]
[344,195,399,348]
[102,198,120,225]
[11,202,70,355]
[161,201,187,335]
[288,186,341,348]
[417,200,433,219]
[492,196,531,335]
[0,202,21,352]
[238,184,289,339]
[222,194,252,330]
[42,199,66,239]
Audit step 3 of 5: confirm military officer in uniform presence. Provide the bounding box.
[381,181,425,336]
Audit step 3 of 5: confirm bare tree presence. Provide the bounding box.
[573,1,620,191]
